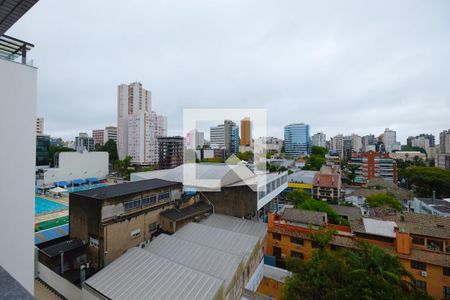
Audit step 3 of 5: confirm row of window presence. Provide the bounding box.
[124,191,171,211]
[411,260,450,277]
[414,281,450,299]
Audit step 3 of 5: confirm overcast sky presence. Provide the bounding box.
[9,0,450,143]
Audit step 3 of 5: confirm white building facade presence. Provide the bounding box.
[117,82,166,164]
[311,132,326,148]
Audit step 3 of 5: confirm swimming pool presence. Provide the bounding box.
[35,197,68,215]
[63,183,108,193]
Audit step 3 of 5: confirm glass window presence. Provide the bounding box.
[291,251,304,259]
[411,260,427,271]
[444,267,450,277]
[411,236,424,245]
[272,233,281,241]
[290,237,304,245]
[444,286,450,299]
[427,239,443,252]
[414,280,426,291]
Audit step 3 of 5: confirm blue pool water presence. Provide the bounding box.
[35,197,68,215]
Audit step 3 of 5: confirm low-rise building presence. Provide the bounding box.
[286,170,317,194]
[312,166,342,201]
[69,179,183,270]
[406,197,450,217]
[82,214,268,300]
[390,151,427,162]
[266,208,450,299]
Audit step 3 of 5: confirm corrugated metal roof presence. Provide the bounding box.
[0,0,39,35]
[145,234,242,290]
[84,248,223,300]
[201,214,267,241]
[174,223,259,263]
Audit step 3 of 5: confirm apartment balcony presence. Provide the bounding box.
[0,34,34,66]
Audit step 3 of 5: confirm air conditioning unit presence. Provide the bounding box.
[420,271,427,277]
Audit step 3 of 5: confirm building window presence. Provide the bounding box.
[131,228,141,238]
[413,280,426,291]
[444,267,450,277]
[272,233,281,241]
[291,251,304,259]
[149,222,157,232]
[410,260,427,271]
[158,191,170,202]
[273,246,281,259]
[444,286,450,299]
[124,199,141,211]
[290,237,304,245]
[427,239,443,252]
[411,236,424,245]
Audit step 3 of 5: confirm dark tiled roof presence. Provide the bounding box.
[0,266,33,299]
[40,238,85,258]
[160,202,213,221]
[383,213,450,240]
[72,179,180,200]
[329,205,362,221]
[281,208,327,226]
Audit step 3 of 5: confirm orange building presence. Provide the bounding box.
[266,209,450,299]
[241,117,251,147]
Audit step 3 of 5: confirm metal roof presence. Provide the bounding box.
[362,218,397,238]
[71,179,180,200]
[0,266,33,300]
[39,238,84,258]
[174,223,259,263]
[145,234,242,290]
[159,202,213,221]
[0,0,39,35]
[201,214,267,241]
[84,247,223,300]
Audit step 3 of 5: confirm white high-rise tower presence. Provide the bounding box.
[117,82,166,165]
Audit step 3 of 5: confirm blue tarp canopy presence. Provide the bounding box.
[86,177,99,183]
[72,179,85,185]
[55,181,69,187]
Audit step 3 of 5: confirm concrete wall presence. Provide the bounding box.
[37,262,81,300]
[0,59,37,293]
[44,151,108,185]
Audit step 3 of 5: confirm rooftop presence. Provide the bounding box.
[416,198,450,215]
[329,205,362,221]
[313,173,340,188]
[159,202,213,221]
[71,179,180,200]
[39,238,85,258]
[281,208,327,226]
[383,212,450,239]
[288,170,317,184]
[84,248,223,300]
[0,266,33,299]
[201,214,268,241]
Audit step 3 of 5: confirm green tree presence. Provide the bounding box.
[286,190,312,206]
[115,156,134,180]
[404,166,450,198]
[298,198,349,226]
[365,193,402,211]
[311,146,328,156]
[94,139,119,162]
[283,242,432,300]
[343,163,360,184]
[303,155,326,171]
[236,151,254,161]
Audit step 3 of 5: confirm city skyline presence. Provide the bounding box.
[9,0,450,142]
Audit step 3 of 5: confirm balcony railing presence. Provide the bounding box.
[0,34,34,66]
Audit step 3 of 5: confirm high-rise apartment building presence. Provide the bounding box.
[350,151,398,185]
[383,128,400,153]
[284,123,311,157]
[210,120,239,157]
[411,136,430,157]
[36,134,50,166]
[92,129,104,146]
[36,117,44,135]
[331,134,344,159]
[311,132,326,148]
[158,136,184,169]
[362,134,376,152]
[186,129,205,150]
[75,132,95,152]
[104,126,118,144]
[351,134,363,153]
[117,82,166,164]
[408,134,435,148]
[439,130,450,154]
[240,117,251,147]
[437,154,450,170]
